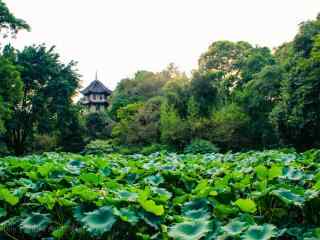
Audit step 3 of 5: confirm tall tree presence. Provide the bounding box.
[0,0,30,38]
[0,56,22,133]
[0,0,28,136]
[271,15,320,149]
[4,44,81,154]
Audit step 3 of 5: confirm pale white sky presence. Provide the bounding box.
[5,0,320,90]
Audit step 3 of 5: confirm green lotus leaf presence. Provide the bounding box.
[0,187,19,206]
[117,190,138,202]
[58,198,77,207]
[138,211,161,229]
[0,207,7,218]
[215,202,238,217]
[113,207,139,225]
[151,187,172,202]
[99,167,111,177]
[20,213,51,236]
[235,199,257,213]
[65,160,85,174]
[282,167,304,181]
[52,224,69,239]
[256,165,268,180]
[73,206,86,222]
[182,199,209,213]
[80,173,102,186]
[81,206,116,236]
[222,219,248,236]
[168,220,211,240]
[37,162,60,177]
[71,185,99,201]
[271,188,304,206]
[18,178,38,190]
[144,174,164,186]
[183,208,210,220]
[242,224,277,240]
[138,198,164,216]
[268,165,283,180]
[37,192,56,210]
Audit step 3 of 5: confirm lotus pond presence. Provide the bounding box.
[1,150,320,239]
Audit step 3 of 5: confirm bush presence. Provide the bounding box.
[184,139,219,154]
[85,112,114,140]
[82,140,116,155]
[0,140,10,157]
[210,103,250,151]
[117,145,142,155]
[32,134,58,153]
[140,144,169,155]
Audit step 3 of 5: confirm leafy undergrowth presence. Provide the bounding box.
[1,150,320,239]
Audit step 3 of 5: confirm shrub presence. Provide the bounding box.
[85,112,114,140]
[32,134,58,153]
[210,103,250,151]
[83,140,116,155]
[140,144,169,155]
[184,139,219,154]
[117,145,142,155]
[0,140,10,157]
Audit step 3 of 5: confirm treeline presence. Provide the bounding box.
[106,14,320,152]
[1,0,320,155]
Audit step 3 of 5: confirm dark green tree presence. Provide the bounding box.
[190,71,220,116]
[0,56,22,133]
[4,44,82,154]
[0,0,30,38]
[271,15,320,150]
[85,111,114,141]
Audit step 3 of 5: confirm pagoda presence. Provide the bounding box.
[80,73,112,112]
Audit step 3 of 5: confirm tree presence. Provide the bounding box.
[85,111,114,141]
[238,65,282,148]
[112,102,144,145]
[162,75,190,118]
[160,102,190,150]
[199,41,252,74]
[0,56,22,133]
[190,71,220,116]
[210,103,250,151]
[110,64,185,119]
[4,44,81,154]
[239,47,275,86]
[0,0,30,38]
[110,71,167,118]
[271,16,320,150]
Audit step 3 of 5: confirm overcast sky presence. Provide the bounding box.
[5,0,320,90]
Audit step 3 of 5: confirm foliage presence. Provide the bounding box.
[0,56,23,134]
[32,134,58,153]
[83,139,116,155]
[160,102,190,150]
[184,139,219,154]
[84,111,114,141]
[271,16,320,150]
[110,64,183,119]
[210,103,250,151]
[2,44,82,155]
[0,0,30,39]
[140,144,169,155]
[0,150,320,239]
[111,102,144,144]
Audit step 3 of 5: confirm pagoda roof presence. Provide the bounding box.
[81,80,112,95]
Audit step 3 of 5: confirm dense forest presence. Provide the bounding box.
[1,0,320,156]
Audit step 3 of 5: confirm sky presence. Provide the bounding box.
[5,0,320,91]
